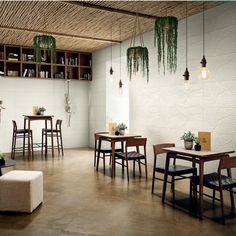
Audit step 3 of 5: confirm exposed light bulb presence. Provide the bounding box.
[183,68,190,90]
[109,67,114,82]
[199,66,210,80]
[184,79,190,90]
[119,79,123,94]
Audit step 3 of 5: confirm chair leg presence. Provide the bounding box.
[122,159,124,173]
[30,131,34,159]
[41,130,44,157]
[212,189,216,209]
[138,159,141,175]
[56,132,60,154]
[151,169,156,194]
[133,160,135,178]
[219,186,225,224]
[60,131,64,156]
[11,133,15,160]
[126,159,129,183]
[172,176,175,202]
[144,158,148,180]
[96,153,100,171]
[103,153,105,174]
[23,133,26,157]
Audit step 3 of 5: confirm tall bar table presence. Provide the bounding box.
[23,115,54,159]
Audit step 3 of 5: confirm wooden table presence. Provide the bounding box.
[97,133,141,178]
[23,115,54,158]
[0,159,16,176]
[161,147,235,219]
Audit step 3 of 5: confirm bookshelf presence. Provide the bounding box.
[0,44,92,81]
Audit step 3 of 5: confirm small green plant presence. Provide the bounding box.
[180,131,195,142]
[116,123,127,131]
[0,152,5,159]
[38,107,46,112]
[194,137,201,145]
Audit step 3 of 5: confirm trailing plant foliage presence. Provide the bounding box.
[127,46,149,82]
[33,35,56,63]
[154,16,178,74]
[127,14,149,82]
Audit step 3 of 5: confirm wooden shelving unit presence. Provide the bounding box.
[0,44,92,81]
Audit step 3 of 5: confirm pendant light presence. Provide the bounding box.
[109,24,114,82]
[118,23,123,94]
[199,0,210,80]
[183,1,190,90]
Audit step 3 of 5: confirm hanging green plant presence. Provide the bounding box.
[127,15,149,82]
[154,16,178,74]
[33,35,56,63]
[127,46,149,81]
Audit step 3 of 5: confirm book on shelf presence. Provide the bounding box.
[23,69,28,77]
[8,58,18,61]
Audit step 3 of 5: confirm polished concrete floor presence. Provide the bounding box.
[0,148,235,236]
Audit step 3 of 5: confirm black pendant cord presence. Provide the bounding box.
[110,24,113,68]
[203,0,205,56]
[119,22,122,87]
[186,1,188,69]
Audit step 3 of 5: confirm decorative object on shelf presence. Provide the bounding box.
[127,14,149,82]
[0,152,5,166]
[36,107,46,115]
[65,79,72,127]
[154,15,178,74]
[194,137,201,151]
[199,0,210,80]
[0,100,6,123]
[116,123,127,135]
[33,35,56,63]
[183,1,190,90]
[109,24,114,82]
[181,131,195,150]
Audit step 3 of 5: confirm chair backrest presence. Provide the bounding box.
[125,138,147,155]
[218,155,236,171]
[55,119,62,130]
[153,143,175,156]
[12,120,17,132]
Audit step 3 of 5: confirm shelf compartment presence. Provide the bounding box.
[80,53,92,67]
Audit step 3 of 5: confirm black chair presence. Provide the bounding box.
[41,119,64,156]
[94,132,122,173]
[11,120,33,159]
[152,143,197,202]
[115,137,147,182]
[194,155,236,224]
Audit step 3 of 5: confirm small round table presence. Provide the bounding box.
[0,159,16,176]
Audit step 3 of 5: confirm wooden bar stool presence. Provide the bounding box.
[11,120,34,159]
[41,119,64,156]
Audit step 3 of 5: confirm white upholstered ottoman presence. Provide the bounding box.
[0,170,43,213]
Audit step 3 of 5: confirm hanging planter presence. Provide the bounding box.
[33,35,56,63]
[127,15,149,82]
[154,16,178,74]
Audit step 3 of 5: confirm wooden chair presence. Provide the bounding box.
[196,155,236,224]
[11,120,33,159]
[115,137,147,182]
[41,119,64,156]
[94,132,122,173]
[152,143,197,202]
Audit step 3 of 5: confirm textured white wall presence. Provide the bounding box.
[0,77,89,152]
[91,2,236,174]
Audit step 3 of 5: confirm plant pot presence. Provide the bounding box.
[0,158,5,166]
[115,131,120,136]
[184,141,193,150]
[119,129,125,135]
[194,144,201,151]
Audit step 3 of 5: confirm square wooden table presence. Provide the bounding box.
[161,147,235,219]
[23,115,54,159]
[97,133,141,178]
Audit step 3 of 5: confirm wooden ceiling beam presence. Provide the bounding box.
[64,1,157,19]
[0,24,121,44]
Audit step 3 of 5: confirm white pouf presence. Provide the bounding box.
[0,170,43,213]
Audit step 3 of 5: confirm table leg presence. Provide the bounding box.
[0,168,2,176]
[199,160,204,219]
[28,119,31,159]
[23,118,26,157]
[111,140,115,178]
[96,137,102,171]
[45,120,48,157]
[50,118,54,158]
[162,152,170,203]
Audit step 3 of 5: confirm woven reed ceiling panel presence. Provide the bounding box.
[0,1,222,52]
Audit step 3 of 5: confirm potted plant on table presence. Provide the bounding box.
[116,123,127,135]
[36,107,46,115]
[180,131,195,150]
[194,137,201,151]
[0,152,5,165]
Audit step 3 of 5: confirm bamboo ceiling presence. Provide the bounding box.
[0,0,222,52]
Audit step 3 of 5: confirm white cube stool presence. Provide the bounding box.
[0,170,43,213]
